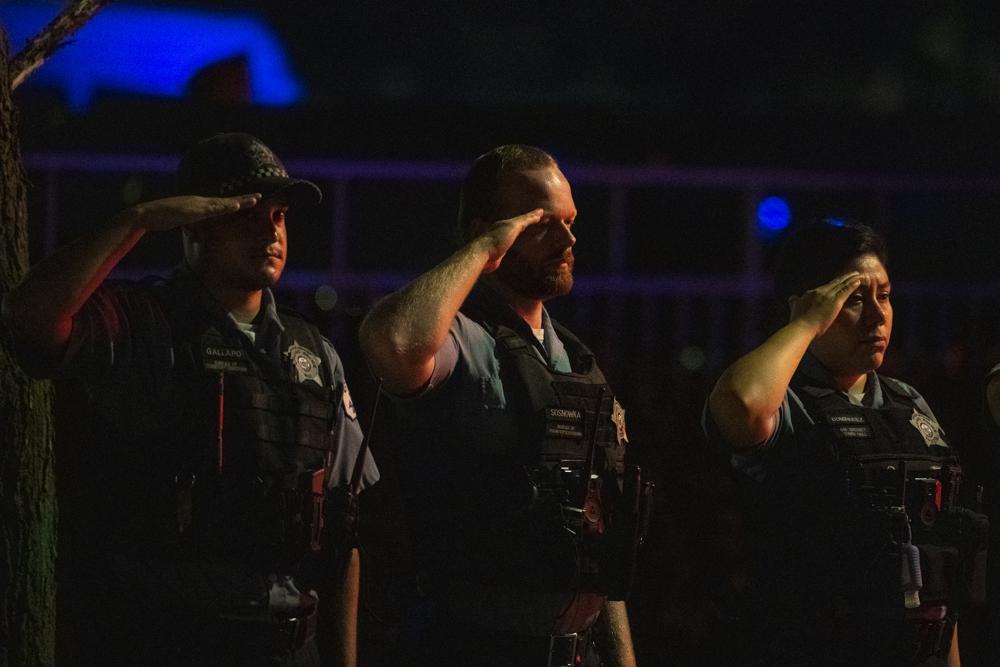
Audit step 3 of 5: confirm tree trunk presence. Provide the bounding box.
[0,27,58,667]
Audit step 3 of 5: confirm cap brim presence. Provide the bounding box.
[249,176,323,208]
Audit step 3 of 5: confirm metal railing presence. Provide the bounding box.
[22,151,1000,375]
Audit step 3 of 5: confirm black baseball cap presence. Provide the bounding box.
[176,133,322,207]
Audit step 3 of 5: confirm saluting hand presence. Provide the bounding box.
[117,194,261,233]
[789,271,862,337]
[472,208,545,273]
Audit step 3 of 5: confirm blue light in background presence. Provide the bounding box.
[0,3,305,109]
[825,217,846,227]
[756,195,792,238]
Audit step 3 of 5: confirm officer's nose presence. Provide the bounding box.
[555,220,576,248]
[863,295,886,326]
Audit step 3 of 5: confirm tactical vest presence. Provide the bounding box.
[86,278,347,575]
[400,309,645,601]
[754,376,988,663]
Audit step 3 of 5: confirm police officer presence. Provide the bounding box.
[705,220,986,666]
[2,133,378,666]
[973,366,1000,662]
[359,145,640,666]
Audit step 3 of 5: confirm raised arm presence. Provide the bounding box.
[1,194,258,359]
[709,271,861,449]
[359,208,543,395]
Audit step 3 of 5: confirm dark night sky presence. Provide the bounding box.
[12,1,1000,169]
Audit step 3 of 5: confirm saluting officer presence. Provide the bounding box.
[2,133,378,666]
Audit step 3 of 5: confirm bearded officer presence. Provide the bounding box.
[359,144,640,667]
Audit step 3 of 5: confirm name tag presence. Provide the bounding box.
[202,342,250,373]
[826,412,873,438]
[545,407,584,439]
[828,414,866,425]
[836,425,874,439]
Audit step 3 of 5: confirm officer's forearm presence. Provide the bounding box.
[594,599,637,667]
[323,547,360,667]
[948,622,960,667]
[708,318,817,449]
[359,240,490,394]
[2,210,145,357]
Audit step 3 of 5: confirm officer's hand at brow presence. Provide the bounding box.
[476,208,544,273]
[789,271,862,337]
[119,194,261,233]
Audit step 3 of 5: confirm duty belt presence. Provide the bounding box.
[546,630,591,667]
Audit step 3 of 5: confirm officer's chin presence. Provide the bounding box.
[857,351,885,374]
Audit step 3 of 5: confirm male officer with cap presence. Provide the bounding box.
[360,144,639,667]
[2,133,377,666]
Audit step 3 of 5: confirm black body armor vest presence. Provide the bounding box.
[752,376,988,664]
[396,311,645,600]
[76,278,344,575]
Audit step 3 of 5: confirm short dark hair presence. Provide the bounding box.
[456,144,557,241]
[774,218,888,303]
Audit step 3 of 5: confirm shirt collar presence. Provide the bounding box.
[172,261,284,339]
[540,308,571,372]
[795,352,884,408]
[467,281,568,370]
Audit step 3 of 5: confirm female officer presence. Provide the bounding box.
[706,220,979,666]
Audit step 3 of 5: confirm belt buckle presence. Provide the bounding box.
[547,632,579,667]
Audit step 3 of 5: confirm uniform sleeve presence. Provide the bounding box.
[977,364,1000,483]
[384,318,463,400]
[15,280,173,384]
[701,392,794,483]
[320,338,380,491]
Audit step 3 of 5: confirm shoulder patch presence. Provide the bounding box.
[611,398,628,446]
[342,383,358,420]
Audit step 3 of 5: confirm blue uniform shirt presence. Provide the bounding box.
[703,352,943,484]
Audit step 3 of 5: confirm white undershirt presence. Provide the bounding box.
[235,320,258,345]
[532,327,545,344]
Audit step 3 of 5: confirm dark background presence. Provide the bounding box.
[9,1,1000,664]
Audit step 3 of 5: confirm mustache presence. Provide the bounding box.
[546,249,574,264]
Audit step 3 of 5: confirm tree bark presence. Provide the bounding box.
[0,27,58,667]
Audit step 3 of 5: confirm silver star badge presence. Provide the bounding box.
[284,341,323,387]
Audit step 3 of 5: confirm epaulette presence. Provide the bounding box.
[879,375,921,401]
[276,304,315,325]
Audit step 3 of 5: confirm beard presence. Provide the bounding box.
[493,248,575,300]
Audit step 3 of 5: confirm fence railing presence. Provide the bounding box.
[23,151,1000,376]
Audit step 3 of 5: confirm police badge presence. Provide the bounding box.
[284,341,323,387]
[910,409,948,448]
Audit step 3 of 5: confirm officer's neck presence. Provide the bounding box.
[483,277,544,329]
[201,279,263,324]
[834,372,867,397]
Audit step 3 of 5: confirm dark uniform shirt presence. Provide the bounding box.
[385,283,618,666]
[16,264,378,665]
[703,353,958,667]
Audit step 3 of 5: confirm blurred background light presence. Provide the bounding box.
[756,195,792,238]
[0,3,305,110]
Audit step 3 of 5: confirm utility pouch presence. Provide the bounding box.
[303,469,325,552]
[599,464,647,600]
